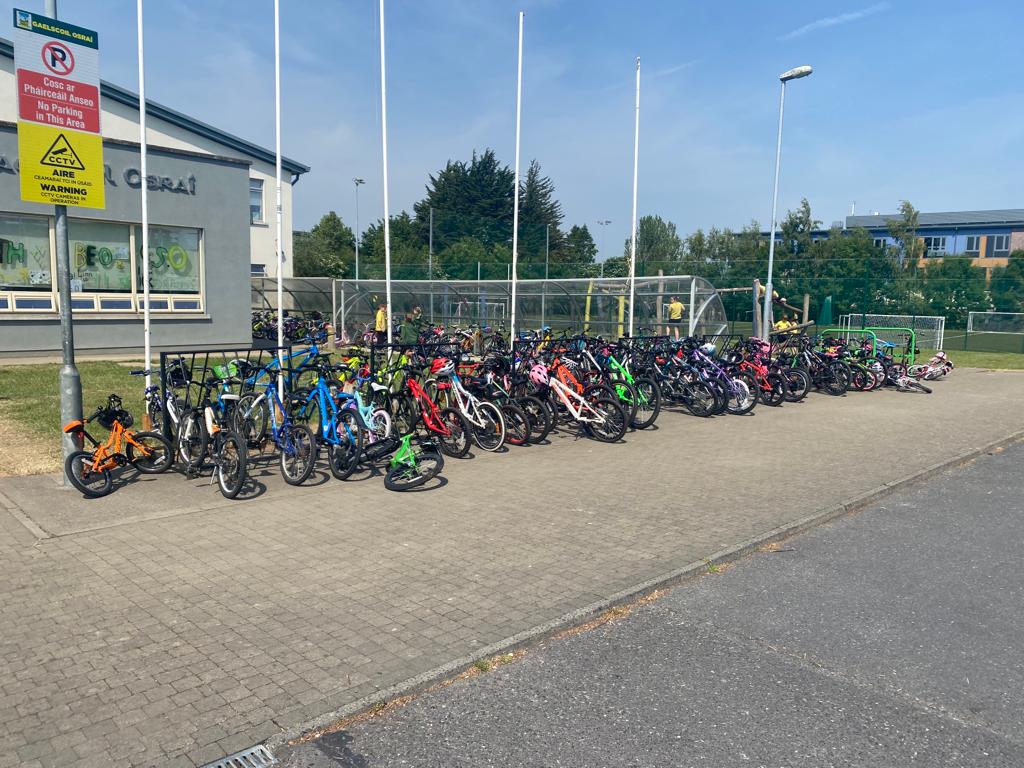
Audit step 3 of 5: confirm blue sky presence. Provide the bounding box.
[17,0,1024,258]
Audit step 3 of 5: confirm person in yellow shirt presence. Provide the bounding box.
[374,301,388,345]
[773,316,791,334]
[667,296,685,339]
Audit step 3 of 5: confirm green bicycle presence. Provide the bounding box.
[384,434,445,491]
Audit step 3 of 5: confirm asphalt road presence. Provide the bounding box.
[283,440,1024,768]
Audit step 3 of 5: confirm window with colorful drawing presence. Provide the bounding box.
[138,226,202,294]
[68,220,133,293]
[0,214,51,291]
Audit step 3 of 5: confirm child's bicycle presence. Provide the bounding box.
[383,433,444,491]
[63,395,174,497]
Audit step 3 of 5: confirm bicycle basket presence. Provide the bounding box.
[212,361,240,380]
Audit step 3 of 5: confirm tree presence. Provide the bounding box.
[990,252,1024,313]
[922,257,989,325]
[293,211,355,278]
[517,160,565,275]
[358,212,428,279]
[779,198,821,257]
[413,149,514,253]
[558,224,598,277]
[621,215,684,276]
[887,200,924,269]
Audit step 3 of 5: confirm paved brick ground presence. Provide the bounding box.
[1,369,1022,767]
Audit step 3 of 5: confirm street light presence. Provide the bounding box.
[762,65,812,338]
[353,177,365,279]
[596,219,611,268]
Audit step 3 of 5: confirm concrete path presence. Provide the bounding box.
[1,369,1022,767]
[283,439,1024,767]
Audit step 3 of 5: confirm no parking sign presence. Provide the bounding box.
[13,8,104,209]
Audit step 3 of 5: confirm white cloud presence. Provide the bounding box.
[779,2,889,41]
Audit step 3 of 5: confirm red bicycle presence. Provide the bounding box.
[389,363,472,458]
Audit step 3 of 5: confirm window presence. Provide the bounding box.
[922,236,947,257]
[873,237,887,249]
[67,220,133,292]
[249,178,264,224]
[992,234,1010,256]
[251,263,267,276]
[138,226,202,294]
[0,214,51,291]
[964,235,981,255]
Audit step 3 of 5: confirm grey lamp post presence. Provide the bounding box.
[762,65,812,338]
[353,177,365,279]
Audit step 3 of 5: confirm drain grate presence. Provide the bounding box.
[200,744,277,768]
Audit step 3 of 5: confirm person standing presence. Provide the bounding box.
[374,301,388,345]
[400,305,424,345]
[667,296,685,339]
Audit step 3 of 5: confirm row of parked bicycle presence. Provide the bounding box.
[61,329,953,498]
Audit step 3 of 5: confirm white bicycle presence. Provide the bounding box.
[427,359,506,452]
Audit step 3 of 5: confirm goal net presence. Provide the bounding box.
[839,314,946,350]
[967,311,1024,334]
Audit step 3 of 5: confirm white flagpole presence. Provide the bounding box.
[379,0,393,345]
[136,0,151,391]
[274,0,285,385]
[627,56,640,338]
[509,10,524,350]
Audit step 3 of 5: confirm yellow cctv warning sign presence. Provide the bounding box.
[18,122,104,208]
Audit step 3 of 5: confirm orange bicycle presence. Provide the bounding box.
[63,394,174,497]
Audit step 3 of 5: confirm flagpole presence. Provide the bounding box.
[274,0,284,386]
[627,56,640,338]
[379,0,393,345]
[509,10,524,349]
[136,0,151,394]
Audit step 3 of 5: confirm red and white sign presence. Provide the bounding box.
[17,68,100,132]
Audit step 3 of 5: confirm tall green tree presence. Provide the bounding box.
[517,160,565,276]
[990,252,1024,312]
[557,224,598,277]
[922,257,988,325]
[621,215,684,275]
[887,200,924,269]
[293,211,355,278]
[358,212,429,279]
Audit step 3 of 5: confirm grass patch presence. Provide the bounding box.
[0,361,146,474]
[918,348,1024,371]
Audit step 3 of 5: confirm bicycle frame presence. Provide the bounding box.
[435,372,489,429]
[405,378,453,437]
[547,371,607,424]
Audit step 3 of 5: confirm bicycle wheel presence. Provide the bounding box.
[437,407,472,458]
[471,401,506,452]
[903,380,933,394]
[825,362,851,396]
[65,451,113,498]
[499,401,531,446]
[176,409,209,468]
[384,447,444,491]
[517,395,552,444]
[369,408,392,441]
[392,395,420,436]
[328,411,364,480]
[724,377,756,416]
[215,431,247,499]
[279,423,317,485]
[586,396,627,443]
[759,372,787,406]
[683,381,717,417]
[126,431,174,474]
[630,376,662,428]
[780,367,810,402]
[233,393,269,447]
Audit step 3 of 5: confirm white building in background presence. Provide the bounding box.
[0,38,309,279]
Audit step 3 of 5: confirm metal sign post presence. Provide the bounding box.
[16,2,105,475]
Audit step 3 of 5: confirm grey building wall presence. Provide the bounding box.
[0,124,252,356]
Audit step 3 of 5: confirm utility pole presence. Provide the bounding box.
[353,177,365,279]
[46,0,83,477]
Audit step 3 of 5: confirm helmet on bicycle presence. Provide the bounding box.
[430,357,454,376]
[700,342,717,355]
[529,363,549,386]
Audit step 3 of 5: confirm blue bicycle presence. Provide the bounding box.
[233,375,317,485]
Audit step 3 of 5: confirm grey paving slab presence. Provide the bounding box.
[283,439,1024,768]
[0,370,1022,766]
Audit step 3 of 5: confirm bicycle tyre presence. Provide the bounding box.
[905,380,933,394]
[724,377,757,416]
[780,367,810,402]
[517,395,552,443]
[65,451,113,498]
[499,402,531,446]
[328,411,364,480]
[630,376,663,430]
[586,395,627,443]
[215,431,247,499]
[472,401,506,452]
[126,431,174,474]
[233,393,269,447]
[683,381,717,417]
[759,372,787,406]
[176,408,209,468]
[437,407,472,458]
[279,423,317,485]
